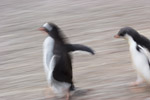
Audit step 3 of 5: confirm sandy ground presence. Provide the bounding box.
[1,0,150,100]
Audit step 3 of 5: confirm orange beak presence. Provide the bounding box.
[114,35,120,38]
[38,27,46,31]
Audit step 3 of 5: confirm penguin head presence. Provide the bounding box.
[114,27,140,40]
[39,22,67,43]
[39,22,60,38]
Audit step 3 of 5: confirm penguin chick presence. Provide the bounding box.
[115,27,150,86]
[39,22,94,100]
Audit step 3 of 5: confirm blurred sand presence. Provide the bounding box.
[1,0,150,100]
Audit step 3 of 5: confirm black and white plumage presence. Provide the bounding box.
[115,27,150,85]
[40,23,94,99]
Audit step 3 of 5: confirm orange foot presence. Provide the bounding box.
[129,81,143,86]
[43,87,54,99]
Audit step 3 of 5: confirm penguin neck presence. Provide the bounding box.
[127,35,138,54]
[54,38,65,45]
[48,36,65,46]
[127,35,137,47]
[47,34,65,45]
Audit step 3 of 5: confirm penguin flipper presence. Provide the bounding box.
[138,45,150,60]
[65,44,95,55]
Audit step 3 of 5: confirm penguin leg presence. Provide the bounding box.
[130,74,144,86]
[66,90,70,100]
[44,87,54,99]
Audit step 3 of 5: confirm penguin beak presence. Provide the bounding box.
[114,35,120,38]
[38,27,46,32]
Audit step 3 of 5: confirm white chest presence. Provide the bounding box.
[129,38,147,67]
[129,43,146,67]
[128,37,150,82]
[43,37,55,82]
[43,37,71,96]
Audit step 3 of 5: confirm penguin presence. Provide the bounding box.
[114,27,150,86]
[39,22,94,100]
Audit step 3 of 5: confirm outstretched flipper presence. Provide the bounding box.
[65,44,95,55]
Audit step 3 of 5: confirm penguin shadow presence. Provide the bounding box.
[43,95,66,100]
[71,88,93,100]
[145,97,150,100]
[127,84,150,100]
[43,88,93,100]
[128,84,150,93]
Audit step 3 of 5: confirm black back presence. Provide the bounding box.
[53,42,73,84]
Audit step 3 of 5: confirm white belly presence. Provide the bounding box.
[43,37,70,96]
[130,44,150,83]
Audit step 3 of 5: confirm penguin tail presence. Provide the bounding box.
[65,44,95,55]
[69,84,75,91]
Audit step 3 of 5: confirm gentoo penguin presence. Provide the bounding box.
[114,27,150,86]
[39,22,94,100]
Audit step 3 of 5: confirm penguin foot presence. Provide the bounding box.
[129,81,143,86]
[44,87,54,99]
[66,91,70,100]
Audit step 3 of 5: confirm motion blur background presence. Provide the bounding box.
[1,0,150,100]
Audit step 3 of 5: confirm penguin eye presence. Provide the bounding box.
[119,31,126,37]
[120,33,125,36]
